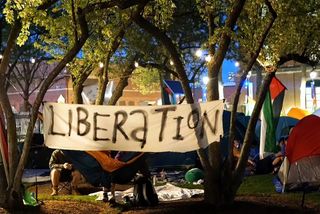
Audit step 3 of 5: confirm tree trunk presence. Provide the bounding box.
[0,19,21,209]
[107,65,135,105]
[95,67,108,105]
[73,83,84,104]
[7,9,89,209]
[96,29,125,105]
[0,163,7,207]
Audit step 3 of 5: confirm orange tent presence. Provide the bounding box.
[287,107,311,120]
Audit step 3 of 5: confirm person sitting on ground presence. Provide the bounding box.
[272,137,287,173]
[49,149,83,196]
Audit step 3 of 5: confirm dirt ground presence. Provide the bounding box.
[0,182,319,214]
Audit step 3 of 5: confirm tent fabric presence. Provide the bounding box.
[278,156,320,192]
[286,115,320,163]
[287,107,310,120]
[220,111,259,159]
[255,116,298,143]
[313,108,320,117]
[62,150,111,188]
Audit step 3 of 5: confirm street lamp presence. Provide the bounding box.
[30,58,35,64]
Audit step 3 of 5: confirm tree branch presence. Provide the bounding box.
[232,0,277,183]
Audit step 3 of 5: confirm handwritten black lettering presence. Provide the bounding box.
[77,107,90,136]
[173,116,184,140]
[68,109,72,136]
[200,110,219,138]
[187,109,199,129]
[155,106,176,141]
[49,105,65,136]
[93,113,110,141]
[113,111,129,143]
[130,110,148,148]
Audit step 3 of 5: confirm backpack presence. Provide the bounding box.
[133,175,159,206]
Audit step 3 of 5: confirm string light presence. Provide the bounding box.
[205,55,212,62]
[195,49,203,58]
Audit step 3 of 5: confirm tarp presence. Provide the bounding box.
[287,107,310,120]
[286,114,320,163]
[90,183,204,202]
[43,101,224,152]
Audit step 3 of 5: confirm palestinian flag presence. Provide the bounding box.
[259,76,286,159]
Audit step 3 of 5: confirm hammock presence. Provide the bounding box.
[85,151,144,173]
[63,150,146,187]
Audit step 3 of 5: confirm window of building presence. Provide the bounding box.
[305,79,320,112]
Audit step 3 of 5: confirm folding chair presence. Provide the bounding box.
[56,170,73,195]
[58,180,72,194]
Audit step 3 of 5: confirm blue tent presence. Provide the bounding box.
[255,116,299,143]
[220,111,259,157]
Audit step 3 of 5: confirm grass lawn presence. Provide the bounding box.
[36,174,320,208]
[239,174,320,207]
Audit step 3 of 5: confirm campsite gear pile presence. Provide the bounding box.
[132,174,159,206]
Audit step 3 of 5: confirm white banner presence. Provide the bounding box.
[43,100,224,152]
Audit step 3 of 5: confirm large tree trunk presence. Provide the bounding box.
[4,8,89,209]
[203,0,246,206]
[0,162,8,207]
[0,19,23,209]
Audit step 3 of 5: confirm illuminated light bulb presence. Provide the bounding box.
[195,49,203,58]
[205,55,211,62]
